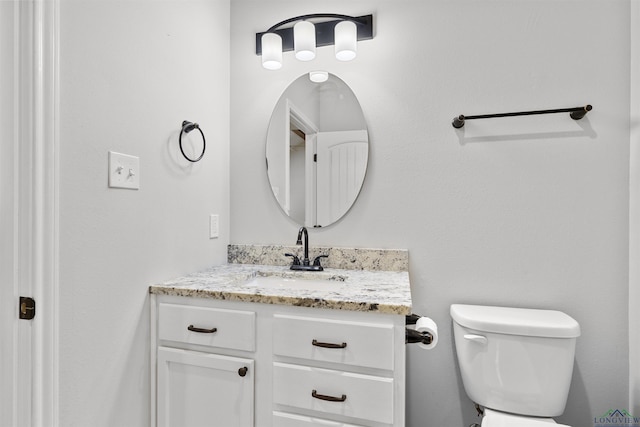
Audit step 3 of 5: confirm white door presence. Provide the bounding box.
[1,1,58,425]
[157,347,254,427]
[316,130,368,227]
[1,2,22,424]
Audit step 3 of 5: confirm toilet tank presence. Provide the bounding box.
[450,304,580,417]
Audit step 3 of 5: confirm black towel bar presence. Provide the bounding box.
[452,105,592,128]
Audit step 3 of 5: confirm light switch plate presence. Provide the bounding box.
[109,151,140,190]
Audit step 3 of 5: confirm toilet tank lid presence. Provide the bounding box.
[450,304,581,338]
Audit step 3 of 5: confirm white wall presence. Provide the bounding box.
[58,1,230,425]
[231,1,631,426]
[630,0,639,416]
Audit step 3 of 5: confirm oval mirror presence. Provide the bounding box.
[266,73,369,228]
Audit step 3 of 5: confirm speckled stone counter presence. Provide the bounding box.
[150,247,412,315]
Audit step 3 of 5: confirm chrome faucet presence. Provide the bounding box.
[285,227,327,271]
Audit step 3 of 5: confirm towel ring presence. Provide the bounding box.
[179,120,206,162]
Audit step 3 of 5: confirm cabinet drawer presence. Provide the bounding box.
[273,314,394,370]
[273,362,394,424]
[273,411,364,426]
[158,303,255,351]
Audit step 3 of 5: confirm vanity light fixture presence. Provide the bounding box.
[256,14,373,70]
[309,71,329,83]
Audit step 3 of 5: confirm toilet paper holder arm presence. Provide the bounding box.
[405,313,433,345]
[405,313,421,325]
[406,328,433,345]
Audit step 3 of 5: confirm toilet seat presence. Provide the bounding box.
[481,409,570,427]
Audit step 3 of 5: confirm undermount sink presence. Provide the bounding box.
[239,271,348,292]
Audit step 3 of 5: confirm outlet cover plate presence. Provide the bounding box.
[210,214,219,239]
[109,151,140,190]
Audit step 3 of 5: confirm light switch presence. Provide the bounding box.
[109,151,140,190]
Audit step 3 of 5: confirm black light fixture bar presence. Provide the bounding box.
[452,105,592,128]
[256,14,373,55]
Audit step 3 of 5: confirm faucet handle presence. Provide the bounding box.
[284,253,301,266]
[312,254,328,267]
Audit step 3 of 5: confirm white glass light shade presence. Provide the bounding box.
[334,20,357,61]
[309,71,328,83]
[294,21,316,61]
[261,33,282,70]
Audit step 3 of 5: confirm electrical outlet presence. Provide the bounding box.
[109,151,140,190]
[210,214,219,239]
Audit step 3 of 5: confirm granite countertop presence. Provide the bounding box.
[150,263,412,315]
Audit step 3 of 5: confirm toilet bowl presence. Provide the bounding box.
[450,304,580,427]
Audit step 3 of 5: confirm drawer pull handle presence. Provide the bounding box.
[238,367,248,377]
[187,325,218,334]
[312,390,347,402]
[312,339,347,349]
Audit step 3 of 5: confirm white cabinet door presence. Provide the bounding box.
[157,347,254,427]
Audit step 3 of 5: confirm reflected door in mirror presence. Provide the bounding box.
[316,130,368,226]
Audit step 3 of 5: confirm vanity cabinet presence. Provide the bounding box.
[151,295,406,427]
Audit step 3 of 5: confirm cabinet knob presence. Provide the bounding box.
[238,367,248,377]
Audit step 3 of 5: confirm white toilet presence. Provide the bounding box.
[450,304,581,427]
